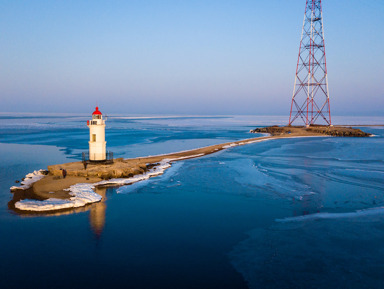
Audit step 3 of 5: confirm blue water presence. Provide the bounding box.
[1,114,384,289]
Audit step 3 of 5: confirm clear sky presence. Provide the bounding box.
[1,0,383,115]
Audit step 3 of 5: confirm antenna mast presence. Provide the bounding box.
[289,0,332,126]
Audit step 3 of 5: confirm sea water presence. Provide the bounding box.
[0,114,383,289]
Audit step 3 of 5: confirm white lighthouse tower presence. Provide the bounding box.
[87,106,106,161]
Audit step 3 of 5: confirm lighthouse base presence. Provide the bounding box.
[82,151,114,165]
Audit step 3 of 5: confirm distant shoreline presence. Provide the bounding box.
[333,124,384,127]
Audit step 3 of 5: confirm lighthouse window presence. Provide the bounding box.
[93,115,101,120]
[92,134,96,142]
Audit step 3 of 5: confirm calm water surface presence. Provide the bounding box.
[0,114,384,288]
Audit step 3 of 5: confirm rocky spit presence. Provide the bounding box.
[48,158,152,180]
[10,125,372,212]
[250,125,372,137]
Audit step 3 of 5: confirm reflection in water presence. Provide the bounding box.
[89,187,107,237]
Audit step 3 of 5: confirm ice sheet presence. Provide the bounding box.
[276,206,384,222]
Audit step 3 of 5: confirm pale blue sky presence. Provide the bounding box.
[1,0,383,115]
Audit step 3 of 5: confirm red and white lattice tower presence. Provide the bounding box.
[289,0,332,126]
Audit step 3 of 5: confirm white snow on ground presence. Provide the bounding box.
[222,143,238,149]
[245,138,271,144]
[98,159,173,187]
[117,161,185,194]
[169,154,205,161]
[16,198,74,211]
[14,155,204,212]
[97,155,204,187]
[276,206,384,222]
[10,170,46,191]
[15,183,102,211]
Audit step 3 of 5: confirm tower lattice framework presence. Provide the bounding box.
[289,0,331,126]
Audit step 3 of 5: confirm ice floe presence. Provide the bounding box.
[276,206,384,222]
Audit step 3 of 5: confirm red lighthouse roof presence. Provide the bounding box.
[92,106,102,115]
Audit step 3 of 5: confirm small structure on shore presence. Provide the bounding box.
[84,106,113,163]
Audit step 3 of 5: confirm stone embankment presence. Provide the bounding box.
[250,125,372,137]
[48,158,151,180]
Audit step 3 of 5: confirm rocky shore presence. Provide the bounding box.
[10,125,372,212]
[48,158,153,180]
[250,125,372,137]
[9,135,273,212]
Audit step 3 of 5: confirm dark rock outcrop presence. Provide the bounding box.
[251,125,371,137]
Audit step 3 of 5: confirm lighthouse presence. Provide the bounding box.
[87,106,107,161]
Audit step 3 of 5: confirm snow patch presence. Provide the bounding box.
[244,138,272,144]
[98,155,202,188]
[98,159,172,187]
[222,143,238,149]
[15,183,102,211]
[169,154,205,161]
[10,170,46,191]
[16,198,74,211]
[117,161,185,194]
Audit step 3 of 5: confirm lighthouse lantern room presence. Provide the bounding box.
[87,106,107,161]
